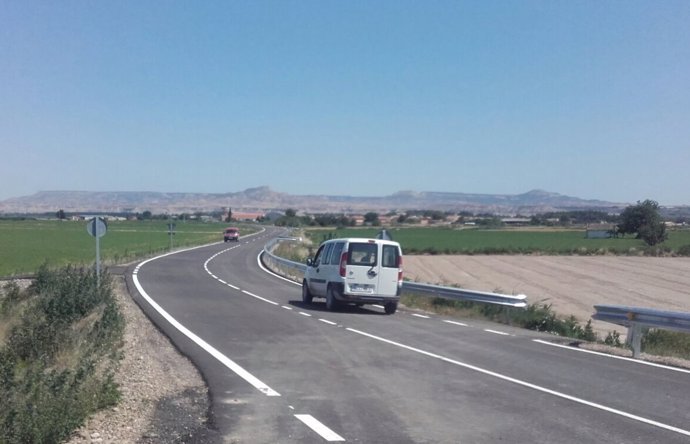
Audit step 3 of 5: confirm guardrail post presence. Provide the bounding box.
[629,323,642,358]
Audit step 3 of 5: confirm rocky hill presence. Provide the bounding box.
[0,186,625,215]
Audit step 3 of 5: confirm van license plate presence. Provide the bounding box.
[350,284,373,293]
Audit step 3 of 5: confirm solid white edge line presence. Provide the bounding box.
[319,319,337,325]
[132,262,279,396]
[256,250,302,286]
[443,320,468,327]
[533,339,690,374]
[345,327,690,438]
[294,414,345,442]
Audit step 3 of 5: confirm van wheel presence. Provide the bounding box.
[384,302,397,315]
[302,280,313,304]
[326,285,339,311]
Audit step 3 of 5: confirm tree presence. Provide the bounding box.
[56,209,66,220]
[225,208,233,223]
[285,208,297,218]
[364,212,380,226]
[617,200,667,246]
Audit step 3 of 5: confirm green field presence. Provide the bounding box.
[0,220,261,276]
[306,227,690,255]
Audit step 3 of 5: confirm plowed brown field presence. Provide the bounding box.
[404,256,690,336]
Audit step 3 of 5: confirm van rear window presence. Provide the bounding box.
[382,245,399,268]
[348,243,377,266]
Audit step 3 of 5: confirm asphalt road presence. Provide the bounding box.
[127,227,690,443]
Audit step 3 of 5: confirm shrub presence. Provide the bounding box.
[642,329,690,359]
[604,330,622,347]
[677,245,690,256]
[0,266,124,444]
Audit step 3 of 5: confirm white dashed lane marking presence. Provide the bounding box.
[294,414,345,442]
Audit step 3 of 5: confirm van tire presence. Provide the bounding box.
[326,285,339,311]
[384,302,397,315]
[302,280,313,304]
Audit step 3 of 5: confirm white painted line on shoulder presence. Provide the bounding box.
[282,305,294,310]
[218,279,227,284]
[299,312,312,317]
[319,319,337,325]
[533,339,690,374]
[412,314,430,319]
[371,304,384,309]
[443,320,468,327]
[132,277,280,397]
[227,284,240,290]
[484,329,510,336]
[345,327,690,438]
[241,290,279,306]
[294,414,345,442]
[256,251,302,286]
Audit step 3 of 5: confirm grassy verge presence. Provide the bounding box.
[0,266,124,443]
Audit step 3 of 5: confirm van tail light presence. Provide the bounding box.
[397,256,403,283]
[339,252,348,277]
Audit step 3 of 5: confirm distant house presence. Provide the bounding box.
[586,224,616,239]
[231,211,265,221]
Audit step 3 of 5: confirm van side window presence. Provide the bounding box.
[328,242,345,264]
[382,245,399,268]
[348,243,377,266]
[322,243,334,265]
[312,245,325,266]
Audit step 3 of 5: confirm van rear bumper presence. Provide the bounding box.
[331,283,400,304]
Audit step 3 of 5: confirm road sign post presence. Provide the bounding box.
[168,222,176,251]
[87,217,107,285]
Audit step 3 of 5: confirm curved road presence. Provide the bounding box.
[127,227,690,443]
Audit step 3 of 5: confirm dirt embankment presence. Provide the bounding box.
[403,255,690,336]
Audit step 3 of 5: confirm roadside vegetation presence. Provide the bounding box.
[0,220,261,276]
[0,266,124,443]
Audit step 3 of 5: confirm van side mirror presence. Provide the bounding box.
[306,258,313,267]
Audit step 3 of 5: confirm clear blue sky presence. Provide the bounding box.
[2,1,689,205]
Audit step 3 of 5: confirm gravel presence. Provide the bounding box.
[66,276,220,444]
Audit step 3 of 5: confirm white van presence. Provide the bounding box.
[302,238,403,314]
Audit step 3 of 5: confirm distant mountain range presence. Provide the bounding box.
[0,187,627,216]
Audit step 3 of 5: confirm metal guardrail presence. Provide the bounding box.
[261,237,528,309]
[593,305,690,358]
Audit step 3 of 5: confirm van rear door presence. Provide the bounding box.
[378,243,402,297]
[345,241,380,295]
